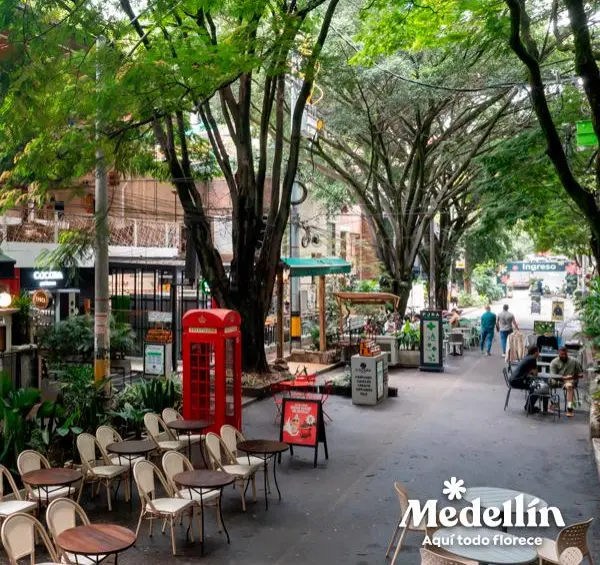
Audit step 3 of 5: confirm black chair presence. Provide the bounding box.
[525,380,561,421]
[502,367,513,411]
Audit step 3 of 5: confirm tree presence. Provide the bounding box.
[419,194,479,310]
[353,0,600,266]
[312,43,513,313]
[0,0,342,372]
[504,0,600,266]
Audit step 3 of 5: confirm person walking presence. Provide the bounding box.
[480,305,496,356]
[496,304,519,355]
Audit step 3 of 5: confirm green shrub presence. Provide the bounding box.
[578,278,600,348]
[457,291,487,307]
[39,315,136,362]
[396,320,420,350]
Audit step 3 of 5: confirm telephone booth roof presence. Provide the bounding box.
[182,309,241,329]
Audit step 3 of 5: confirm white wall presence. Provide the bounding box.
[3,242,178,268]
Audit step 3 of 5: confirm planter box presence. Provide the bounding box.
[288,349,340,365]
[330,384,397,398]
[242,377,290,399]
[591,401,600,439]
[397,350,420,368]
[374,335,399,366]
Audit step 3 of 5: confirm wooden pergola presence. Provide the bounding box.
[334,291,401,337]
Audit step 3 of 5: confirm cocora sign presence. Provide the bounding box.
[32,270,64,287]
[507,262,566,272]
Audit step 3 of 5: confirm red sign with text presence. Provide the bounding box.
[281,399,319,446]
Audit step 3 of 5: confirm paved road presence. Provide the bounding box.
[59,291,597,565]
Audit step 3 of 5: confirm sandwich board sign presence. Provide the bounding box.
[280,397,328,467]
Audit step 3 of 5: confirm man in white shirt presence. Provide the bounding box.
[496,304,519,355]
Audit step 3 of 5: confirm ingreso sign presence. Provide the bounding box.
[507,262,566,272]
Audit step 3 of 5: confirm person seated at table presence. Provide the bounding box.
[509,346,544,413]
[449,308,461,328]
[550,346,584,418]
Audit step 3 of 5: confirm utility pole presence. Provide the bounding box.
[429,217,436,309]
[94,37,110,382]
[289,53,302,352]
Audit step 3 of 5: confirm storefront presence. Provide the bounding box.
[19,267,94,332]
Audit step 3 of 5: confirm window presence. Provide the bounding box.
[328,222,336,255]
[340,231,347,259]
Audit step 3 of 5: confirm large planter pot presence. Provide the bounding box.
[591,401,600,439]
[397,350,420,368]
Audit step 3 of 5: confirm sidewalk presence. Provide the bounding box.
[85,305,599,565]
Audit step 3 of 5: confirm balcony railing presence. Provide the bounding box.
[0,213,182,249]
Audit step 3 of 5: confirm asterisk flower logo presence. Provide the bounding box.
[442,477,466,501]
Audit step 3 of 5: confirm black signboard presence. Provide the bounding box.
[20,268,68,290]
[419,310,444,372]
[279,397,328,467]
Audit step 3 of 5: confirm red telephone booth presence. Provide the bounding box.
[182,309,242,432]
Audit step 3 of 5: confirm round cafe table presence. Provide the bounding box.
[173,470,234,555]
[166,419,212,467]
[56,524,136,565]
[432,526,538,565]
[236,440,289,510]
[464,487,547,533]
[106,440,156,505]
[21,468,82,513]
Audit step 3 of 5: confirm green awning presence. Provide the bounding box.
[281,257,352,277]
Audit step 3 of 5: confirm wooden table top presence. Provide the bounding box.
[237,439,289,455]
[432,526,538,564]
[174,470,234,489]
[56,524,136,556]
[106,440,155,455]
[464,487,547,510]
[166,419,213,432]
[21,468,82,487]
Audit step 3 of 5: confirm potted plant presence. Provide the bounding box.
[396,321,421,368]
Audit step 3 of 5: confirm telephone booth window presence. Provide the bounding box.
[225,338,235,417]
[189,342,215,420]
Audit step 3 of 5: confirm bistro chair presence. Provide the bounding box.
[133,460,195,556]
[46,498,107,565]
[386,482,428,565]
[502,367,517,411]
[162,408,204,448]
[144,413,186,454]
[559,548,584,565]
[270,382,285,425]
[76,433,129,510]
[161,450,221,538]
[220,425,268,492]
[204,432,257,512]
[220,425,264,467]
[96,425,145,469]
[16,450,80,506]
[448,332,464,356]
[420,548,476,565]
[537,518,594,565]
[162,408,182,423]
[0,464,37,524]
[1,512,60,565]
